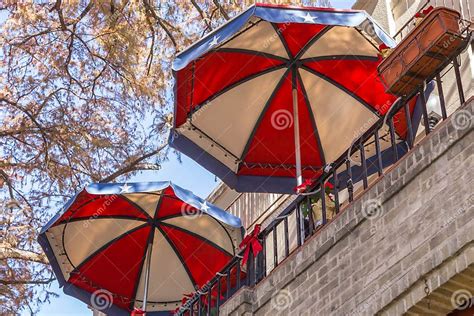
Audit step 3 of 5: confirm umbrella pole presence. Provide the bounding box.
[142,242,153,311]
[292,68,303,186]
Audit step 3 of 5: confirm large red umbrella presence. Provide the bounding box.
[170,4,417,193]
[38,182,243,315]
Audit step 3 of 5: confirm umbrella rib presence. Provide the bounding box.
[299,64,381,118]
[58,215,148,224]
[120,195,153,220]
[155,225,198,288]
[152,189,166,219]
[216,47,289,62]
[56,196,102,225]
[296,69,326,166]
[270,23,293,59]
[156,215,237,255]
[207,215,238,256]
[294,26,333,61]
[160,222,234,257]
[189,64,287,117]
[71,223,149,271]
[238,67,291,163]
[299,55,379,63]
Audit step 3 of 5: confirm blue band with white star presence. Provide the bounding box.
[173,4,396,71]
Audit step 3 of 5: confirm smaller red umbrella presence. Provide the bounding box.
[39,181,243,315]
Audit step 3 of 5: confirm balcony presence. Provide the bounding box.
[174,3,473,315]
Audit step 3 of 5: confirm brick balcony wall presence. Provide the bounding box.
[220,99,474,316]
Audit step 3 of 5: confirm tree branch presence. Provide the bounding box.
[0,277,55,285]
[99,144,167,183]
[212,0,230,20]
[50,0,68,30]
[142,0,178,48]
[0,243,49,265]
[191,0,212,32]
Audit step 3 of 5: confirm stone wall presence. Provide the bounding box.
[220,99,474,315]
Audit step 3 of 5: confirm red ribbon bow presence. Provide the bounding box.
[294,179,334,194]
[294,178,315,194]
[415,5,434,18]
[131,308,145,316]
[181,292,194,304]
[239,224,263,266]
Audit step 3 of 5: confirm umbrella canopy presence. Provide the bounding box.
[170,3,416,193]
[38,181,243,315]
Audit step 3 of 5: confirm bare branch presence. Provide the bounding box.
[99,144,167,183]
[142,0,178,48]
[191,0,212,32]
[0,243,49,265]
[1,277,55,285]
[50,0,67,30]
[213,0,230,20]
[0,170,15,200]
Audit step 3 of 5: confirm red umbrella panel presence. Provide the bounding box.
[38,182,243,315]
[170,4,419,193]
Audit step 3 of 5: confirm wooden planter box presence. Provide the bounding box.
[378,7,463,96]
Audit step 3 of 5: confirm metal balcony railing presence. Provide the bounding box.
[173,21,472,316]
[393,0,473,42]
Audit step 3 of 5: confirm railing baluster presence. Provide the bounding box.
[207,289,211,316]
[190,300,195,316]
[374,129,383,176]
[284,217,289,257]
[388,116,399,161]
[198,294,202,316]
[419,85,431,135]
[216,277,221,314]
[307,196,315,235]
[404,100,414,147]
[247,251,255,286]
[346,159,354,202]
[272,228,278,267]
[436,74,448,120]
[261,235,266,280]
[359,140,368,189]
[295,204,303,246]
[320,179,327,225]
[453,57,465,105]
[226,268,231,299]
[332,168,340,214]
[236,259,241,289]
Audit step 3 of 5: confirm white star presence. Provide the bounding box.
[302,12,316,23]
[119,183,131,193]
[200,201,210,212]
[208,35,219,47]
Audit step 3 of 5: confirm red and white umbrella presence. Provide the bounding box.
[170,4,416,193]
[38,182,243,315]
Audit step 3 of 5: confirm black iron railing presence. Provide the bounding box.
[393,0,473,43]
[174,27,472,316]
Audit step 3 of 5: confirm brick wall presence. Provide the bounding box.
[220,99,474,316]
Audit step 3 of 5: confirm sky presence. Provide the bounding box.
[30,0,357,315]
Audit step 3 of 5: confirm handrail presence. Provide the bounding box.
[393,0,431,41]
[393,0,473,42]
